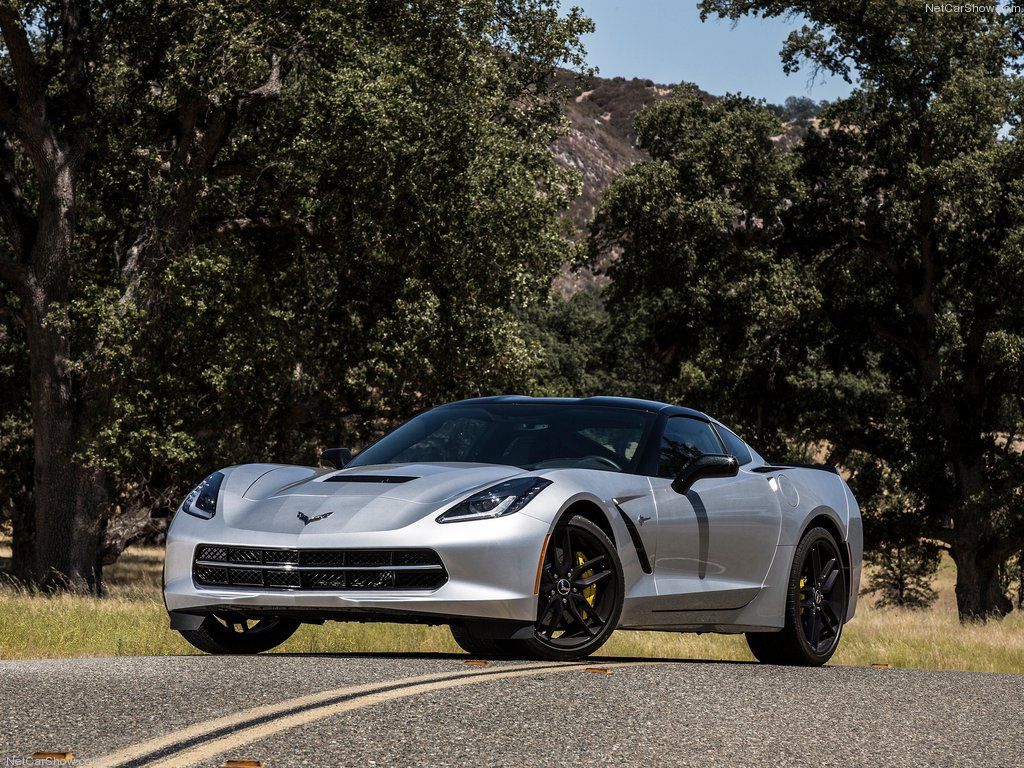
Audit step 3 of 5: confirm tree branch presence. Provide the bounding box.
[869,317,927,361]
[239,53,291,113]
[196,214,335,249]
[61,0,93,165]
[0,5,46,120]
[0,251,32,297]
[0,129,36,258]
[0,4,67,181]
[113,50,297,315]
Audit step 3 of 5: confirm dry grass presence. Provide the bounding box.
[1,540,1022,673]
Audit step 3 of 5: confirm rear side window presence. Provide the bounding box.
[716,424,753,466]
[657,417,724,478]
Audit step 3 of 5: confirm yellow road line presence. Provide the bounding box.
[87,661,573,768]
[147,661,641,768]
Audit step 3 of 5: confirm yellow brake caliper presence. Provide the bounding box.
[799,576,808,614]
[577,551,597,617]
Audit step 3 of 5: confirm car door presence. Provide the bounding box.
[651,416,781,611]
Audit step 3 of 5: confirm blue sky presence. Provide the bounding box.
[564,0,853,105]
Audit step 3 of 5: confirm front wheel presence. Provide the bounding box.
[746,526,848,666]
[178,612,300,654]
[450,515,624,661]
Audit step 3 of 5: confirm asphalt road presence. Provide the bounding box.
[1,654,1021,768]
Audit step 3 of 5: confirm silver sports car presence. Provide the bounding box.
[164,396,862,664]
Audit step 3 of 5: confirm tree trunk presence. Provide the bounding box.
[1017,552,1024,611]
[21,301,108,592]
[10,154,109,593]
[950,540,1012,622]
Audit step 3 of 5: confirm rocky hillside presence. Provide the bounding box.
[554,72,678,231]
[551,73,818,292]
[552,73,708,291]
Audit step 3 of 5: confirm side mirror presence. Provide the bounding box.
[319,447,353,469]
[671,454,738,494]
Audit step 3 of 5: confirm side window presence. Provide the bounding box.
[657,417,724,478]
[716,424,753,466]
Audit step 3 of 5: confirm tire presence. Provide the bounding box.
[517,514,624,661]
[746,526,848,666]
[178,612,300,655]
[449,516,623,661]
[449,623,519,657]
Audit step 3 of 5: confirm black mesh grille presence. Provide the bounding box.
[304,570,347,589]
[197,546,228,562]
[348,571,396,589]
[264,549,298,565]
[394,571,447,589]
[300,550,346,567]
[346,550,392,567]
[230,568,264,585]
[228,548,261,563]
[394,550,438,567]
[192,546,446,591]
[194,565,229,585]
[265,569,302,588]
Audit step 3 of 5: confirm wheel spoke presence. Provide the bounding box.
[821,568,840,596]
[818,557,836,585]
[566,597,598,637]
[540,565,556,589]
[821,601,841,634]
[572,555,605,577]
[574,593,604,625]
[808,611,822,648]
[574,570,611,589]
[810,544,822,582]
[538,596,560,635]
[562,529,574,575]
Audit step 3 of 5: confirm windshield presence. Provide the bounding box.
[348,404,656,473]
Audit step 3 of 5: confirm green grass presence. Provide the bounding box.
[1,543,1022,673]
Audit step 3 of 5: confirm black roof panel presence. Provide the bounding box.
[442,395,710,420]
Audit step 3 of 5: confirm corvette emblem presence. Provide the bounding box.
[297,510,334,526]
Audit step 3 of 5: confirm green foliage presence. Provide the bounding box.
[596,1,1024,617]
[853,453,939,609]
[591,84,814,453]
[863,543,940,610]
[516,289,620,397]
[0,1,592,549]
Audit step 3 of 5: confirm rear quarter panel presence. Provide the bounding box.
[775,468,862,620]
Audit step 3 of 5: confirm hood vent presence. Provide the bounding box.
[323,474,417,484]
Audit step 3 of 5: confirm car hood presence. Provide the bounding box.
[221,463,527,534]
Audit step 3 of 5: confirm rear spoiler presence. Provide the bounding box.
[751,463,839,475]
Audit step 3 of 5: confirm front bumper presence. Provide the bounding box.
[163,506,551,624]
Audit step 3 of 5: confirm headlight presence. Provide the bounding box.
[436,477,551,523]
[178,471,225,520]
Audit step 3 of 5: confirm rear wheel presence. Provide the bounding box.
[178,612,299,654]
[746,526,848,666]
[449,515,623,661]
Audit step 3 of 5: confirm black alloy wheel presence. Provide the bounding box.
[746,526,848,666]
[798,536,846,655]
[525,515,623,660]
[177,611,300,654]
[449,515,624,661]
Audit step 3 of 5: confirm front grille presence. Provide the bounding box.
[192,545,448,591]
